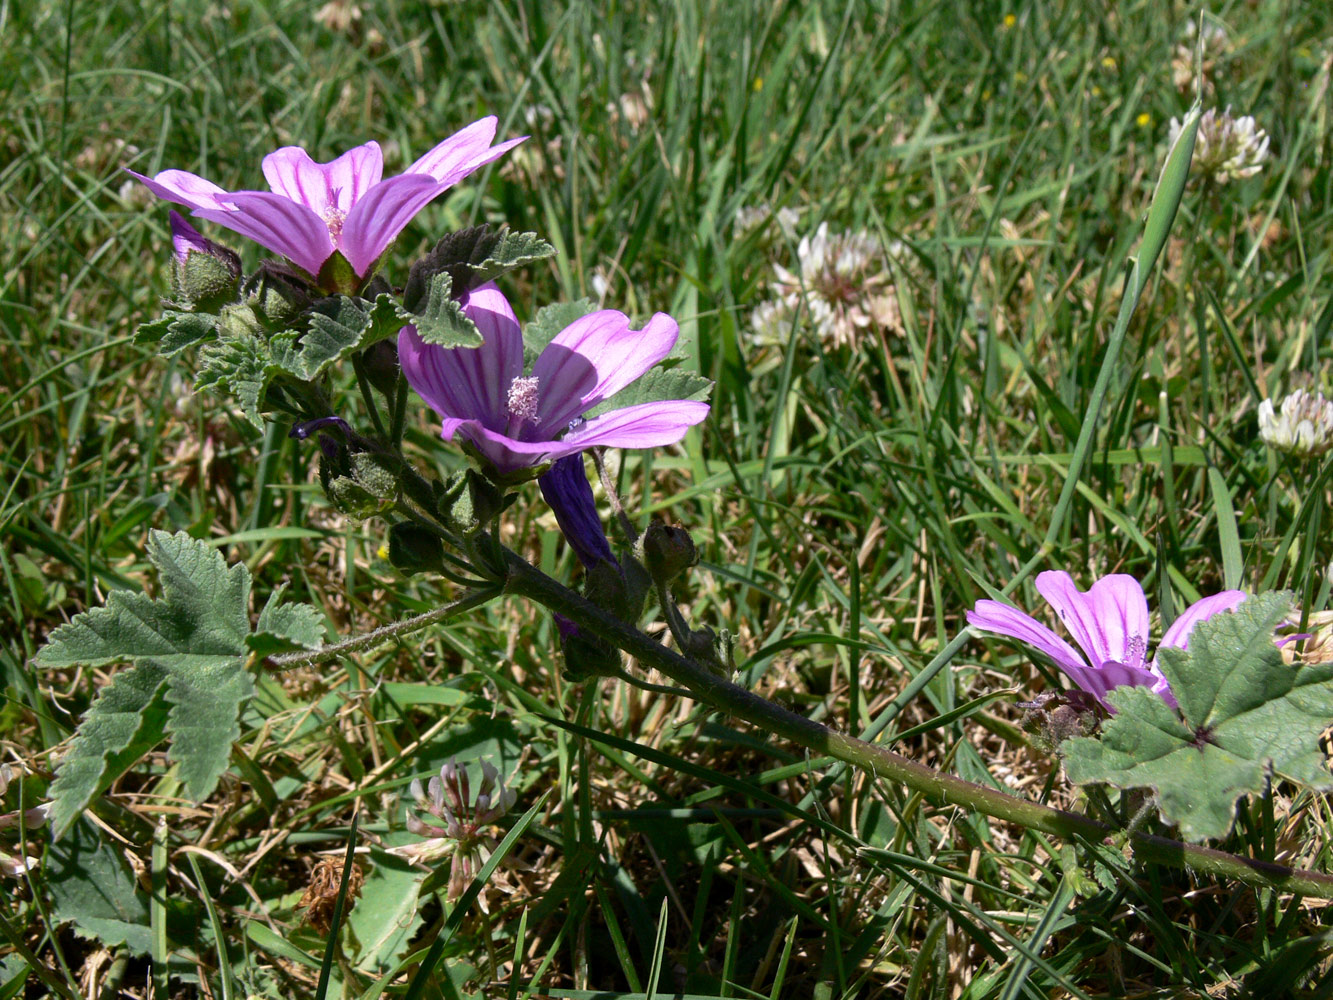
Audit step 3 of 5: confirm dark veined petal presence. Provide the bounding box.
[192,191,335,276]
[262,142,383,215]
[967,599,1096,694]
[532,311,679,431]
[1035,571,1150,671]
[1160,590,1247,650]
[398,284,523,430]
[339,174,443,278]
[127,168,235,212]
[538,455,615,568]
[554,400,708,454]
[405,116,527,186]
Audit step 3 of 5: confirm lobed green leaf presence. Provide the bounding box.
[1062,592,1333,841]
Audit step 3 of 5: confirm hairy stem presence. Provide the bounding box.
[266,585,503,671]
[503,551,1333,898]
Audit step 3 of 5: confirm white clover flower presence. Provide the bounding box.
[749,222,901,350]
[1258,388,1333,458]
[1169,107,1270,184]
[390,757,518,902]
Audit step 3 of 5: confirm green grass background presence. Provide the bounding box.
[4,0,1333,996]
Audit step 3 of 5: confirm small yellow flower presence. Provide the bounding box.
[752,77,763,92]
[1002,13,1016,28]
[1136,112,1151,127]
[376,544,389,561]
[1101,56,1116,70]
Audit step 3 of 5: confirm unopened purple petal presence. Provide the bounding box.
[193,191,334,275]
[263,142,384,216]
[1035,571,1149,671]
[169,210,211,263]
[539,455,615,568]
[128,168,235,211]
[533,312,679,431]
[1160,590,1247,650]
[405,117,526,186]
[398,284,523,428]
[340,174,443,277]
[554,400,709,455]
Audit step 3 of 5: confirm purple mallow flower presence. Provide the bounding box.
[399,282,710,475]
[966,571,1247,710]
[131,117,524,280]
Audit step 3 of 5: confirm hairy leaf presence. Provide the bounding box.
[47,820,152,955]
[196,329,281,429]
[36,531,322,834]
[1062,592,1333,841]
[249,585,326,656]
[469,229,555,287]
[272,293,401,381]
[397,271,482,349]
[522,298,599,364]
[135,310,218,356]
[410,226,555,298]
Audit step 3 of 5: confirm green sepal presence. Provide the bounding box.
[437,469,506,536]
[328,475,394,519]
[244,265,313,332]
[638,521,699,586]
[315,249,359,296]
[351,451,402,501]
[174,244,242,311]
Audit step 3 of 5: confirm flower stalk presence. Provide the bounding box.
[500,548,1333,899]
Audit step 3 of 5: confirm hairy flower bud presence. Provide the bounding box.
[639,521,698,586]
[169,211,242,311]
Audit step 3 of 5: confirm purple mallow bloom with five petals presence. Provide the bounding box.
[131,117,524,281]
[399,282,709,475]
[966,571,1247,710]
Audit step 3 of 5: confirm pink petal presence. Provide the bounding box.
[128,168,234,211]
[192,191,334,275]
[1035,571,1149,670]
[967,599,1095,690]
[398,284,523,429]
[261,142,384,215]
[439,418,559,474]
[1160,590,1247,650]
[553,400,709,455]
[532,312,679,431]
[405,118,526,185]
[339,174,443,278]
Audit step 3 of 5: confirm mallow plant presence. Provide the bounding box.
[30,111,1333,929]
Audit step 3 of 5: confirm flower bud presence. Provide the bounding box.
[387,521,446,576]
[169,211,241,310]
[244,263,312,331]
[639,521,698,586]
